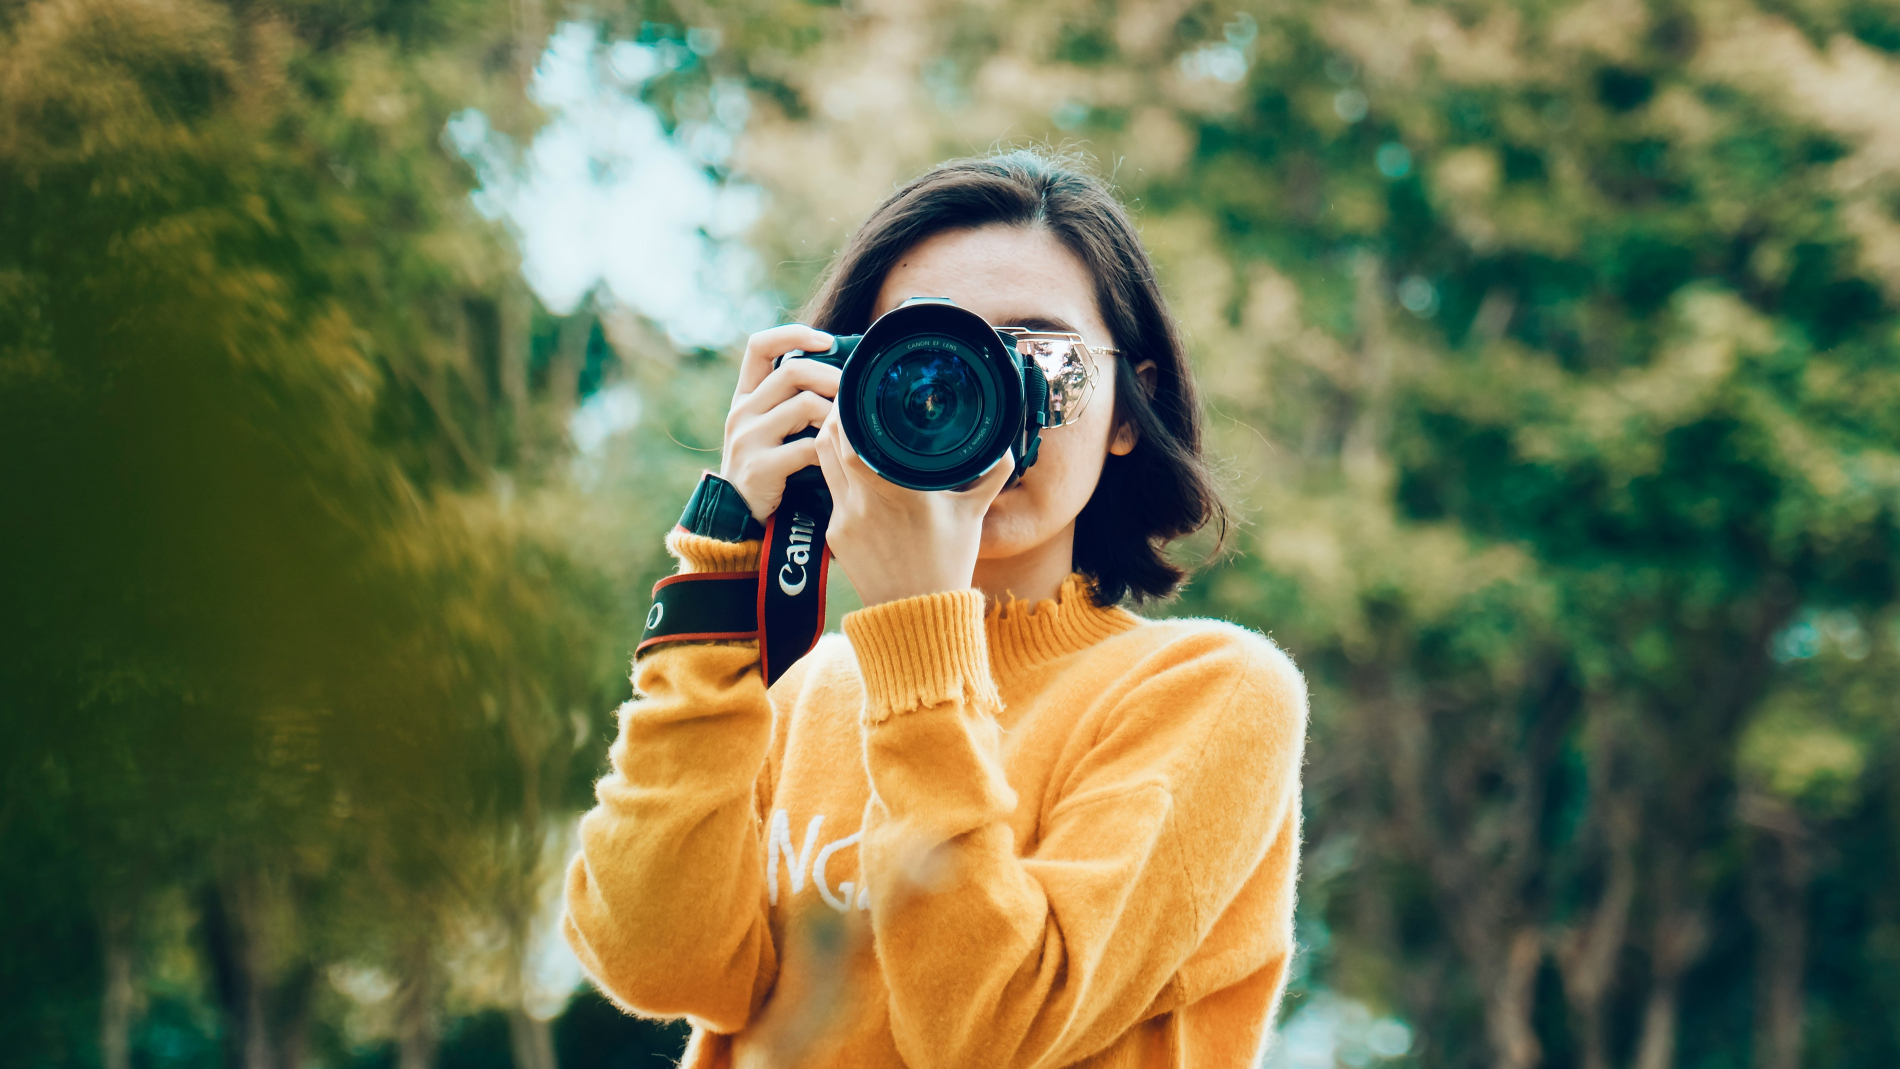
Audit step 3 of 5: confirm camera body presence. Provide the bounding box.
[779,298,1049,491]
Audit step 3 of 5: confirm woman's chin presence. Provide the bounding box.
[978,500,1049,560]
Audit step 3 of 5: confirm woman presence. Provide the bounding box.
[564,150,1307,1068]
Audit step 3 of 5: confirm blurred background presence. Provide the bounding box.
[4,0,1898,1066]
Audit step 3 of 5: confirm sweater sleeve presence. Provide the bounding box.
[562,531,781,1031]
[843,592,1307,1069]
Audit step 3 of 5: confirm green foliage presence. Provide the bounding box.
[0,0,692,1063]
[1127,1,1900,1065]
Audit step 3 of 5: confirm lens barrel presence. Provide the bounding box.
[783,298,1044,491]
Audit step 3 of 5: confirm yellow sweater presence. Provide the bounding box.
[564,532,1307,1068]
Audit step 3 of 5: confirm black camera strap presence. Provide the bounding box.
[637,470,832,688]
[758,472,832,686]
[636,571,760,650]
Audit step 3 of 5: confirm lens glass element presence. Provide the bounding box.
[876,346,982,456]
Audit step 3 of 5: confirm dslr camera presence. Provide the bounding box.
[778,297,1106,491]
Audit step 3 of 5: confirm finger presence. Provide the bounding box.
[736,324,835,396]
[733,357,843,420]
[729,440,820,521]
[735,390,831,446]
[819,411,881,483]
[956,448,1016,505]
[750,438,822,490]
[814,414,850,502]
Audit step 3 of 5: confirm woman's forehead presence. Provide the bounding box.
[872,226,1109,340]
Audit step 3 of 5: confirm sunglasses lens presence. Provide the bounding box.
[1014,335,1097,428]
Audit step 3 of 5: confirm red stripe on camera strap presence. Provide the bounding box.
[636,569,760,654]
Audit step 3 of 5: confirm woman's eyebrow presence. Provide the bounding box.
[996,314,1081,334]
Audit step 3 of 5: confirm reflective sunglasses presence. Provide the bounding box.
[997,328,1117,430]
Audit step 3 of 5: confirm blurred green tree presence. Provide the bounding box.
[0,0,665,1065]
[1131,3,1900,1067]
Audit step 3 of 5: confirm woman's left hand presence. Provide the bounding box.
[814,408,1014,607]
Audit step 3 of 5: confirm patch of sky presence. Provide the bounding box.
[1051,99,1090,130]
[1771,609,1870,662]
[1224,12,1259,48]
[445,22,772,352]
[569,383,642,471]
[1305,832,1359,884]
[1263,991,1414,1068]
[328,825,587,1023]
[519,827,589,1018]
[1376,142,1413,179]
[1334,88,1369,123]
[1398,276,1439,317]
[923,57,969,112]
[1180,13,1258,84]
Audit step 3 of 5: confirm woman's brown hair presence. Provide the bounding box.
[800,149,1224,606]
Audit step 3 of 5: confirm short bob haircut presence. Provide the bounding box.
[801,149,1223,606]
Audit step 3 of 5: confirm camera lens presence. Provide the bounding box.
[831,300,1034,491]
[877,347,981,456]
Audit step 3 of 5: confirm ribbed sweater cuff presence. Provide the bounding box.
[843,590,998,721]
[666,528,761,574]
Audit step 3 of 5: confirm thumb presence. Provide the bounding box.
[814,413,850,501]
[958,448,1016,508]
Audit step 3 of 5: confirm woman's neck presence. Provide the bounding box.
[973,522,1076,608]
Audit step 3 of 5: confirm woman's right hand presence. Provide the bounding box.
[720,324,842,524]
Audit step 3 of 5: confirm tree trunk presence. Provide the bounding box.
[500,282,532,464]
[1634,906,1708,1069]
[202,877,267,1069]
[1554,838,1634,1069]
[100,910,135,1069]
[201,873,319,1069]
[397,941,440,1069]
[273,963,317,1069]
[549,308,590,415]
[508,1007,557,1069]
[1377,681,1551,1069]
[1372,662,1577,1069]
[1484,927,1545,1069]
[1342,251,1396,485]
[1633,978,1681,1069]
[511,0,546,86]
[1743,796,1811,1069]
[1555,727,1639,1069]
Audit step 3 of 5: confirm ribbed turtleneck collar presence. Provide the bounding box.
[985,573,1141,683]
